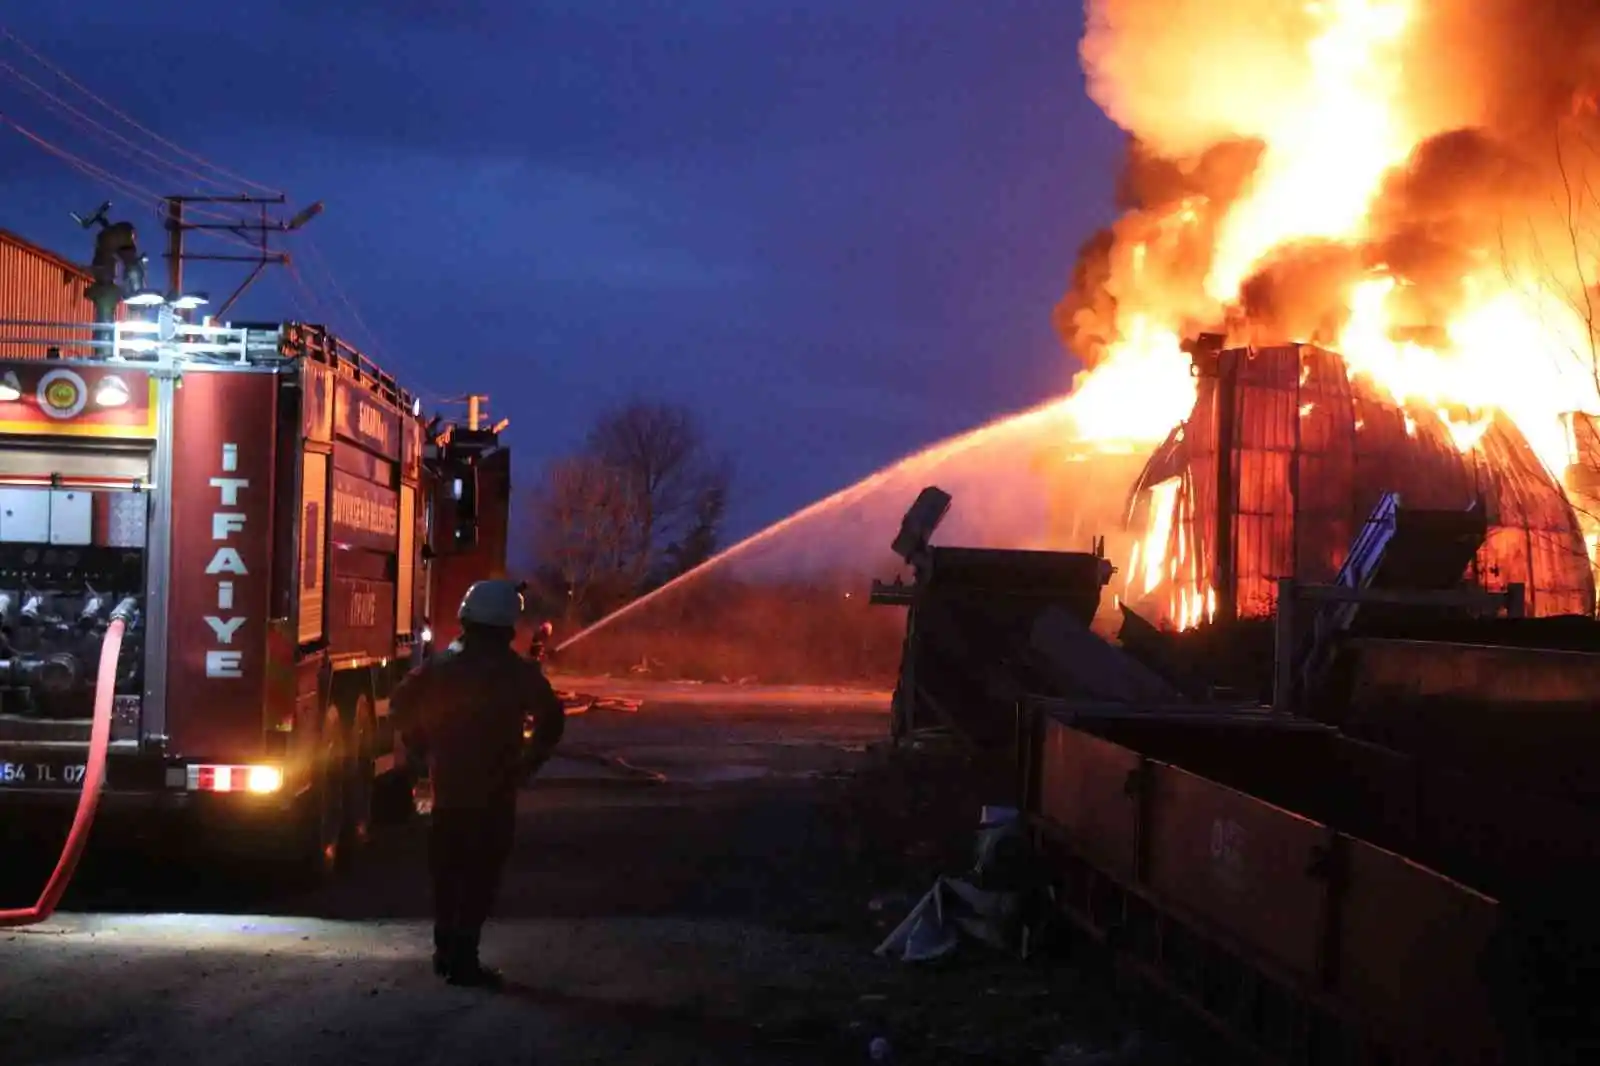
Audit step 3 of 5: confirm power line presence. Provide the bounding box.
[0,106,275,249]
[300,236,384,355]
[284,260,336,321]
[0,25,281,196]
[303,235,451,405]
[283,255,446,405]
[0,59,239,196]
[0,115,266,258]
[279,261,319,322]
[0,25,436,398]
[0,32,294,243]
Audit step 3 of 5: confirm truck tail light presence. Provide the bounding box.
[186,764,283,794]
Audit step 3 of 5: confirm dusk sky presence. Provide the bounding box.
[0,3,1125,547]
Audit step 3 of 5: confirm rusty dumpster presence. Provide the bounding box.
[1021,699,1515,1064]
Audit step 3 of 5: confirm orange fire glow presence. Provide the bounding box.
[1059,0,1600,628]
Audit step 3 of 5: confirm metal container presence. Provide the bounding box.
[1345,637,1600,801]
[1022,701,1517,1062]
[1035,720,1140,880]
[0,230,96,357]
[1336,836,1502,1061]
[1143,761,1333,984]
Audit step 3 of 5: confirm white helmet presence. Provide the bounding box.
[458,579,524,628]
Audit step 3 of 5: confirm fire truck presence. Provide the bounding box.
[0,314,510,881]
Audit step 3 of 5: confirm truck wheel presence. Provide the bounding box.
[298,704,346,884]
[339,694,376,864]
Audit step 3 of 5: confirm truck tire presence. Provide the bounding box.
[294,704,347,885]
[339,693,376,865]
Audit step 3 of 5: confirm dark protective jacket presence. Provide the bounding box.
[391,636,566,810]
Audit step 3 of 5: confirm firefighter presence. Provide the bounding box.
[391,579,566,988]
[528,620,554,663]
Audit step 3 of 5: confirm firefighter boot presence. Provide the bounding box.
[445,930,503,990]
[432,928,457,978]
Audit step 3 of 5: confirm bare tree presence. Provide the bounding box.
[1496,116,1600,607]
[584,400,733,583]
[662,467,731,578]
[529,455,641,620]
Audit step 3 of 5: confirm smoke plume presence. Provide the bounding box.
[1060,0,1600,369]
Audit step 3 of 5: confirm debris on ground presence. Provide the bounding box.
[875,805,1035,963]
[801,737,1212,1065]
[553,691,642,715]
[543,747,668,784]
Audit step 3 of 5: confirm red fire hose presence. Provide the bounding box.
[0,616,126,927]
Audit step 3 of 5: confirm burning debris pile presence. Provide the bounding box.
[1052,0,1600,625]
[1120,339,1596,626]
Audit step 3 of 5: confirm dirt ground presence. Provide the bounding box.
[0,689,1205,1066]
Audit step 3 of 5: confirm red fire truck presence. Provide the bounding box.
[0,315,510,881]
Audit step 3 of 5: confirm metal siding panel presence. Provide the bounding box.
[1035,718,1141,881]
[1336,838,1503,1061]
[0,232,98,357]
[1144,762,1330,983]
[1188,379,1221,614]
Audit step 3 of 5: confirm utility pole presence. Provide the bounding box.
[164,198,183,298]
[439,394,507,438]
[431,396,509,553]
[161,194,324,317]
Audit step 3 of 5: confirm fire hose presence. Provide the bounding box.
[0,608,130,927]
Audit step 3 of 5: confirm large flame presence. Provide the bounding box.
[1059,0,1600,626]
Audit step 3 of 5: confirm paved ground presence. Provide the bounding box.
[0,683,1193,1066]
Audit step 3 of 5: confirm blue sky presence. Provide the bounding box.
[0,2,1125,549]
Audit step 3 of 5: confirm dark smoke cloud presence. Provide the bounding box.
[1054,139,1262,368]
[1237,241,1366,346]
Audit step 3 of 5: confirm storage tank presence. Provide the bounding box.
[1123,342,1595,624]
[0,228,97,357]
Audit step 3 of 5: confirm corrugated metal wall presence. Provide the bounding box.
[0,229,97,358]
[1129,344,1595,623]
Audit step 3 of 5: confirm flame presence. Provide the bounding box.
[1207,0,1413,299]
[1062,314,1196,445]
[1137,476,1180,595]
[1057,0,1600,629]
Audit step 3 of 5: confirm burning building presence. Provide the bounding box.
[1120,340,1595,626]
[1044,0,1600,624]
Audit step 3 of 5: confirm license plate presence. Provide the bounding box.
[0,760,88,788]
